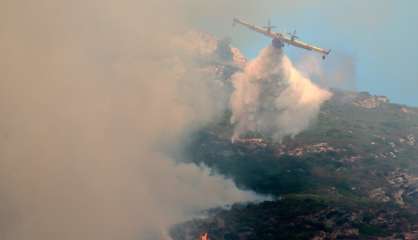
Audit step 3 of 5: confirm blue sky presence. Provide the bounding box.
[228,1,418,107]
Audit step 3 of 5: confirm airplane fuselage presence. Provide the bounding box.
[233,18,331,59]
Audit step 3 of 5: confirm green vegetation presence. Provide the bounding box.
[172,90,418,239]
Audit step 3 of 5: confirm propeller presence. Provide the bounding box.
[262,19,276,31]
[288,30,299,40]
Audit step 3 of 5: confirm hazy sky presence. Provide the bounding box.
[223,1,418,106]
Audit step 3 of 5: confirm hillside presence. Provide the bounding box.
[170,34,418,239]
[171,90,418,240]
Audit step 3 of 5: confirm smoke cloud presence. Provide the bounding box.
[230,46,332,141]
[296,53,357,91]
[0,1,263,240]
[0,0,363,238]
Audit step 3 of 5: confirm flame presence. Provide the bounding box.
[200,232,209,240]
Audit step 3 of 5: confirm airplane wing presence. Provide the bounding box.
[233,17,331,59]
[233,17,279,39]
[279,36,331,57]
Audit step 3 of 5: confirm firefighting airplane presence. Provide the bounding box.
[233,18,331,59]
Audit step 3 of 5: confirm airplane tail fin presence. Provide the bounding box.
[322,49,331,60]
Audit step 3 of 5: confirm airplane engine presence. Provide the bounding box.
[272,38,284,48]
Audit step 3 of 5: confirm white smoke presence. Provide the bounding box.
[230,45,332,142]
[297,53,357,91]
[0,1,262,240]
[0,0,345,239]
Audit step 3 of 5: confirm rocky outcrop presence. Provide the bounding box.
[353,92,389,109]
[276,142,341,157]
